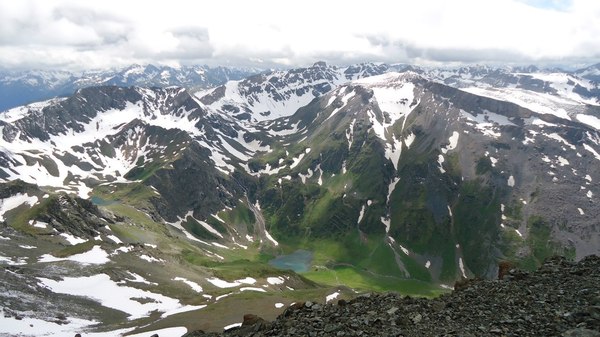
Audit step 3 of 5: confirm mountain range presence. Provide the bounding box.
[0,64,262,112]
[1,61,600,336]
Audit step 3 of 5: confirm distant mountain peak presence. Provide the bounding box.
[353,71,422,86]
[0,65,263,112]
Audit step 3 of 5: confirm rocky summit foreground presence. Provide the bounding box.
[185,256,600,337]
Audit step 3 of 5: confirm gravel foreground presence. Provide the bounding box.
[184,256,600,337]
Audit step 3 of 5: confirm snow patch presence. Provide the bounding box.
[0,311,102,337]
[127,327,189,337]
[140,255,164,263]
[326,291,340,303]
[165,212,211,245]
[325,89,355,122]
[299,168,314,184]
[207,277,255,288]
[441,131,459,154]
[107,235,122,244]
[264,228,279,247]
[404,133,416,149]
[583,144,600,161]
[437,155,446,173]
[122,272,157,286]
[577,114,600,130]
[38,274,204,320]
[507,175,515,187]
[385,136,403,170]
[463,86,574,121]
[224,323,243,330]
[199,220,224,239]
[0,193,39,221]
[458,258,467,278]
[59,233,87,245]
[267,276,284,285]
[32,220,48,228]
[357,205,366,224]
[174,277,203,293]
[38,245,109,264]
[240,287,266,293]
[557,156,570,166]
[546,133,576,150]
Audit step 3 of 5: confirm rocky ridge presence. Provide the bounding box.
[185,256,600,337]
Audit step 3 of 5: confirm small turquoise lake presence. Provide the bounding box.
[269,249,313,273]
[90,196,118,206]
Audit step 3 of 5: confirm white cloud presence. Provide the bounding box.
[0,0,598,70]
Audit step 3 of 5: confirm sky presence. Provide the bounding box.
[0,0,599,71]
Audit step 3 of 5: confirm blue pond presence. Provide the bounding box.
[269,249,313,273]
[90,196,118,206]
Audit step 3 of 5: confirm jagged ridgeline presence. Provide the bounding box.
[1,62,600,335]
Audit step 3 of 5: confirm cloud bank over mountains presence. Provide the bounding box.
[0,0,598,70]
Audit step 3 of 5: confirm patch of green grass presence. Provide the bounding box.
[476,156,493,174]
[106,204,156,226]
[205,217,228,235]
[302,190,335,227]
[347,135,391,201]
[104,204,170,244]
[453,179,501,276]
[93,183,157,207]
[218,202,256,226]
[286,232,437,285]
[564,246,576,260]
[399,253,433,282]
[498,227,524,260]
[125,161,166,181]
[181,249,211,266]
[210,259,292,280]
[517,255,539,271]
[126,286,344,335]
[524,215,565,268]
[182,217,219,240]
[304,265,444,297]
[366,242,407,278]
[52,240,98,257]
[438,244,457,282]
[8,195,55,234]
[505,200,523,220]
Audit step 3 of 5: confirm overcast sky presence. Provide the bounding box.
[0,0,598,71]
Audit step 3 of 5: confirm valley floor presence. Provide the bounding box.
[184,256,600,337]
